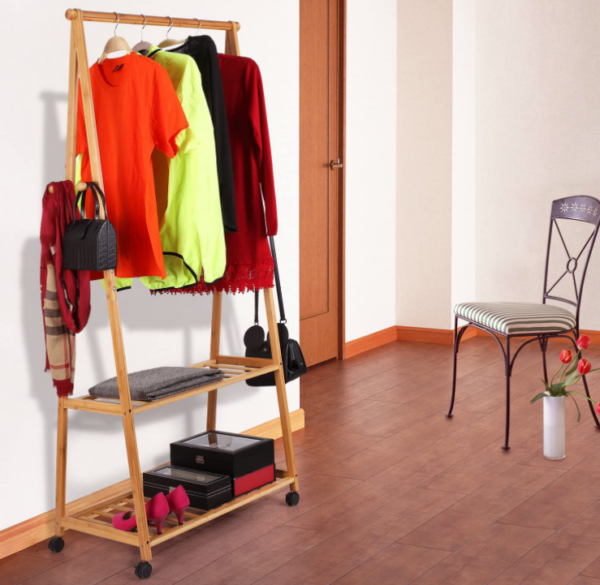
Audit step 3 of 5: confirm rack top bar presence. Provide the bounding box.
[65,9,240,32]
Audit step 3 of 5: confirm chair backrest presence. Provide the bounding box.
[543,195,600,328]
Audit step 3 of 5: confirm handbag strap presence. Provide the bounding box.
[73,189,95,221]
[253,236,286,325]
[254,287,260,325]
[269,236,286,323]
[73,182,108,221]
[87,182,109,218]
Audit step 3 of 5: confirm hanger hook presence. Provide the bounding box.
[166,16,173,39]
[196,18,202,29]
[140,14,146,41]
[113,12,120,37]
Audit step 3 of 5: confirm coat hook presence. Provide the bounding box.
[113,12,120,37]
[140,15,146,41]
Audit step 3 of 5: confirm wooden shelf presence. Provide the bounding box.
[64,357,278,416]
[61,476,295,547]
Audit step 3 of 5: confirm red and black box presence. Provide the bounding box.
[170,431,275,496]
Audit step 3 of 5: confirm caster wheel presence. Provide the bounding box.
[285,491,300,507]
[134,562,152,580]
[47,536,65,553]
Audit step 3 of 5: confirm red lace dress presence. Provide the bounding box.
[160,55,277,295]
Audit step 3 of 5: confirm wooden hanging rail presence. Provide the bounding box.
[65,9,240,32]
[49,9,297,580]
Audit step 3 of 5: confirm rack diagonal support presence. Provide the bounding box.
[62,8,152,562]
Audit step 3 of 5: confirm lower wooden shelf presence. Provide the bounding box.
[61,475,295,547]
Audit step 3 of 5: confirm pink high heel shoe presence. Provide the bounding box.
[166,485,190,525]
[112,492,170,534]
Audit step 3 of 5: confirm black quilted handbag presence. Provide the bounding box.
[245,237,307,386]
[63,182,117,271]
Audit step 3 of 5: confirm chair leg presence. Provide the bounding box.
[580,354,600,429]
[502,338,511,451]
[540,337,548,384]
[446,316,460,419]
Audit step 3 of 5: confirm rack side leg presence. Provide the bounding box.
[207,291,222,431]
[122,410,152,562]
[103,271,151,562]
[263,287,299,491]
[207,392,218,431]
[55,398,68,537]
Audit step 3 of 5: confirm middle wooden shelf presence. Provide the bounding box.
[64,356,279,416]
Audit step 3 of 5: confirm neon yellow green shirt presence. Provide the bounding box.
[135,46,225,291]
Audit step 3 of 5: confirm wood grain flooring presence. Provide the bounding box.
[3,337,600,584]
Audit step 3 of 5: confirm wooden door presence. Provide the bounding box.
[300,0,345,367]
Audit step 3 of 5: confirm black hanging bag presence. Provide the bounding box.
[63,182,117,271]
[245,237,307,386]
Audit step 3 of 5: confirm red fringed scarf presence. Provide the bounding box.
[40,181,91,396]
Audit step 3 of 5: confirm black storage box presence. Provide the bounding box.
[170,431,275,479]
[143,465,232,511]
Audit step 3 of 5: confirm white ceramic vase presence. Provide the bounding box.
[543,395,566,460]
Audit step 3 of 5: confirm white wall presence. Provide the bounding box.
[475,0,600,328]
[0,0,299,532]
[397,0,600,333]
[451,0,476,323]
[345,0,398,342]
[396,0,453,330]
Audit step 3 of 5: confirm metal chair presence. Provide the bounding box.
[447,195,600,449]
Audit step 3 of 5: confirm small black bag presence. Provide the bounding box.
[245,237,307,386]
[63,182,117,271]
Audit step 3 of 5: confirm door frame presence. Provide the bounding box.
[299,0,347,362]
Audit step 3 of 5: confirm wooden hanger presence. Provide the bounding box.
[131,14,152,53]
[157,16,187,48]
[98,12,131,63]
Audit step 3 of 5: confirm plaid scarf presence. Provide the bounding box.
[40,181,91,396]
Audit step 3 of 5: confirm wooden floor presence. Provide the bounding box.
[4,337,600,584]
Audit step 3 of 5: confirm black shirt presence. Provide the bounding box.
[171,36,237,233]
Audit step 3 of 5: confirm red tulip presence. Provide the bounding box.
[596,403,600,416]
[578,358,592,375]
[560,349,573,364]
[577,335,591,350]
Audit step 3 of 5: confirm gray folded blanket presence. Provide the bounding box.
[89,367,224,402]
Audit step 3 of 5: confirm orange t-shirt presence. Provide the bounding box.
[76,53,188,279]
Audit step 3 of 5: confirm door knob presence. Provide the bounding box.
[330,158,343,170]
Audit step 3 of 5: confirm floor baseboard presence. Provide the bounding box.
[0,408,305,560]
[344,326,398,358]
[396,325,477,345]
[345,325,600,358]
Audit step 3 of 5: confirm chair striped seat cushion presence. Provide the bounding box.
[454,302,576,335]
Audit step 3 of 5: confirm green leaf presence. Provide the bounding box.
[563,371,579,387]
[567,390,597,405]
[531,392,548,404]
[564,359,579,376]
[568,393,582,422]
[551,361,568,386]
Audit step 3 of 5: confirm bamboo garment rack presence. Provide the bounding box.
[50,9,299,580]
